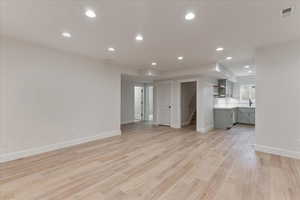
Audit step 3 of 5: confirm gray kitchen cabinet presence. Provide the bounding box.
[238,108,250,124]
[249,111,255,124]
[214,107,255,129]
[214,108,235,129]
[232,108,238,124]
[218,79,227,97]
[237,108,255,125]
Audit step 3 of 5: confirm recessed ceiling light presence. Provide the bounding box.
[185,12,195,20]
[244,65,250,69]
[248,70,252,73]
[177,56,184,60]
[62,32,71,38]
[85,9,96,18]
[216,47,224,52]
[135,34,143,41]
[108,47,115,52]
[226,56,232,60]
[151,62,157,66]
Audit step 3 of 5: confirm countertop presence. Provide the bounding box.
[214,106,256,110]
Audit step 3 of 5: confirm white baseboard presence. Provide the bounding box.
[121,120,135,125]
[197,124,214,133]
[254,144,300,160]
[0,130,121,163]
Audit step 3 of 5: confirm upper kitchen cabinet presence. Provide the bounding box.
[217,79,234,98]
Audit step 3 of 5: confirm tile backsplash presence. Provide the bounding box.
[214,98,239,107]
[214,97,255,108]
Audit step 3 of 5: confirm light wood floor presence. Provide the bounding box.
[1,125,300,200]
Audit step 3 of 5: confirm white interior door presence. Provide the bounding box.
[157,81,171,126]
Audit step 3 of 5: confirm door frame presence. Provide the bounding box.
[179,80,197,128]
[134,86,144,121]
[177,78,198,129]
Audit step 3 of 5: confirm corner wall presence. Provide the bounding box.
[121,78,135,124]
[0,37,5,156]
[1,38,123,162]
[255,40,300,159]
[196,78,215,133]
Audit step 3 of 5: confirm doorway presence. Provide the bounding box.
[180,81,197,129]
[134,86,144,121]
[144,85,154,121]
[121,75,155,131]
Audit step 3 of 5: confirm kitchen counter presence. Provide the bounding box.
[214,106,255,129]
[214,106,237,109]
[214,106,255,109]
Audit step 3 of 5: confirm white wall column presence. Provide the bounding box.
[170,80,181,128]
[196,78,214,133]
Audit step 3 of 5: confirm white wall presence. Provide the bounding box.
[181,82,196,125]
[0,38,124,162]
[255,40,300,159]
[121,78,135,124]
[0,38,5,155]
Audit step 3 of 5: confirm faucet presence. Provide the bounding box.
[249,99,253,107]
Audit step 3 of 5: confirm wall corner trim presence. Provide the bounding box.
[0,130,121,163]
[197,125,214,134]
[254,144,300,160]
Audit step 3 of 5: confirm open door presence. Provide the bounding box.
[156,81,171,126]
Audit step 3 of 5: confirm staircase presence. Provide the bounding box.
[190,110,196,125]
[182,93,196,126]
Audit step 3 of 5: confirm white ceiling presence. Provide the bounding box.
[1,0,300,76]
[224,59,256,77]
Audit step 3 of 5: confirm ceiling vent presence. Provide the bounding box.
[281,7,294,17]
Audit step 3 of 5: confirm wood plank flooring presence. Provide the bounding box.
[1,125,300,200]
